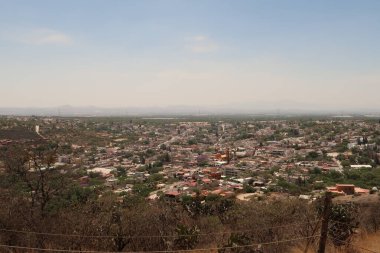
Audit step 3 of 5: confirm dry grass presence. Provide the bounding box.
[290,232,380,253]
[333,194,380,205]
[355,232,380,252]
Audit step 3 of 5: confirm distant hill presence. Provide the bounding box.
[0,105,379,117]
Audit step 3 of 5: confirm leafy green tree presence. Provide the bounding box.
[0,144,71,217]
[328,203,359,247]
[132,183,153,197]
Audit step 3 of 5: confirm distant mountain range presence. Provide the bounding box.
[0,105,379,117]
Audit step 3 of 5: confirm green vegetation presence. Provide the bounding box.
[309,168,380,188]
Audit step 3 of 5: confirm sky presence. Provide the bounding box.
[0,0,380,112]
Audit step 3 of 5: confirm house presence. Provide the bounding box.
[327,184,369,195]
[270,150,285,156]
[202,178,212,184]
[350,165,372,169]
[87,167,114,177]
[335,184,355,195]
[106,177,118,187]
[164,191,181,201]
[224,167,238,177]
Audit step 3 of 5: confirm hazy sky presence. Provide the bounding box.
[1,0,380,110]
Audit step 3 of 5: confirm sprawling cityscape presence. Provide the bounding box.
[0,115,379,252]
[2,116,380,201]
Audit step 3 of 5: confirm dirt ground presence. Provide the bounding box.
[333,193,380,204]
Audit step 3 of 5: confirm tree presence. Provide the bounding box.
[197,154,209,166]
[158,152,171,163]
[328,203,359,247]
[0,144,70,218]
[187,139,197,145]
[139,154,146,164]
[173,225,200,250]
[307,151,320,160]
[116,167,126,177]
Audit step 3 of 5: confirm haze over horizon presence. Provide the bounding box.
[1,0,380,111]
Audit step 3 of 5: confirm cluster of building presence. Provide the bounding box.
[1,116,380,201]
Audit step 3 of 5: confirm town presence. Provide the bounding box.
[1,116,379,203]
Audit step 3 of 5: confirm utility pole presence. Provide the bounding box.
[318,191,332,253]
